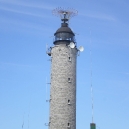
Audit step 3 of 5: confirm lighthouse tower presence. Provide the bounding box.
[47,8,81,129]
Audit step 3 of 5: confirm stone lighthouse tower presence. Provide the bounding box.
[47,8,83,129]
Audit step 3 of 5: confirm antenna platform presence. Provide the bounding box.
[52,7,78,23]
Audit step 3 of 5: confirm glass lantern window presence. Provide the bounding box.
[55,33,75,42]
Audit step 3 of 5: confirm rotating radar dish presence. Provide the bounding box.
[52,7,78,23]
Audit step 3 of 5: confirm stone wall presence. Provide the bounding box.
[49,44,77,129]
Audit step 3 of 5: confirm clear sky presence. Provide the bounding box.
[0,0,129,129]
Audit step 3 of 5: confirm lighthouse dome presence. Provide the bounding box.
[55,23,75,35]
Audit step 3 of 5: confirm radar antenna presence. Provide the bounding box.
[52,7,78,23]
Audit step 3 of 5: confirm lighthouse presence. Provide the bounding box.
[47,8,83,129]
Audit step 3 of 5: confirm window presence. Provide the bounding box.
[68,99,70,105]
[55,33,75,42]
[68,78,71,82]
[68,57,71,61]
[67,123,70,128]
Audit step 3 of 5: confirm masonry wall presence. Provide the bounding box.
[49,43,77,129]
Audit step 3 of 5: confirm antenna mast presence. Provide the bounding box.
[89,29,96,129]
[52,7,78,23]
[90,29,94,123]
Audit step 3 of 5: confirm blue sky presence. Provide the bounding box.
[0,0,129,129]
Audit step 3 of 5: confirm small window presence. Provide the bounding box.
[67,123,70,128]
[68,78,71,82]
[68,99,70,105]
[68,57,71,61]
